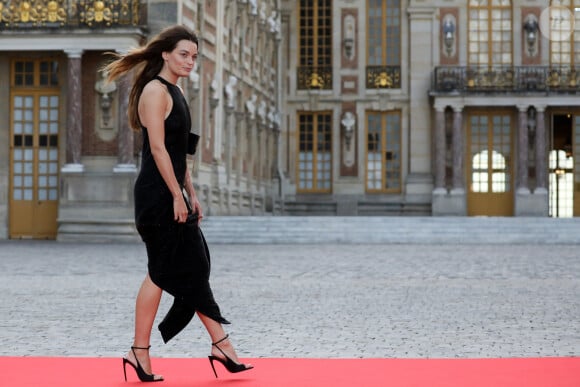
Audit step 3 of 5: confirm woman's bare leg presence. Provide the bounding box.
[198,312,251,366]
[126,274,163,380]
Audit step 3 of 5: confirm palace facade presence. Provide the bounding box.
[0,0,579,240]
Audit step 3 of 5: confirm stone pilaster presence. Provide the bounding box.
[246,115,256,188]
[235,111,245,187]
[224,105,234,184]
[405,6,436,201]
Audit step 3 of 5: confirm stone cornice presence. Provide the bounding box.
[407,6,436,19]
[431,94,580,108]
[0,31,143,51]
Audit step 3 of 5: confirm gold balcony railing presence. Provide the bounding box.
[366,65,401,89]
[433,65,580,93]
[297,66,332,90]
[0,0,143,29]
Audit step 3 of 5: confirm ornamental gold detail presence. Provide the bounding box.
[0,0,140,28]
[0,0,66,26]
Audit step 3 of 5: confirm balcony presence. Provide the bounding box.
[297,66,332,90]
[0,0,144,30]
[366,65,401,89]
[433,66,580,94]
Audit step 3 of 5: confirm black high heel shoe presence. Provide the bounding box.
[208,334,254,378]
[122,345,164,382]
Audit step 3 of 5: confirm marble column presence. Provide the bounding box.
[535,106,547,192]
[433,106,446,193]
[517,106,530,193]
[114,73,136,173]
[62,49,84,172]
[452,106,464,192]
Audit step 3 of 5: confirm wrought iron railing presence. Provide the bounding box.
[297,66,333,90]
[0,0,143,29]
[433,65,580,93]
[366,65,401,89]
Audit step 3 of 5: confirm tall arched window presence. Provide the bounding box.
[549,0,580,66]
[468,0,513,66]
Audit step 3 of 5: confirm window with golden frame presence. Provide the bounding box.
[468,0,513,66]
[549,0,580,66]
[297,112,332,193]
[367,0,401,66]
[297,0,332,89]
[365,111,401,193]
[12,59,59,88]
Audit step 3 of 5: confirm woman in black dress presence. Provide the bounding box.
[104,25,252,382]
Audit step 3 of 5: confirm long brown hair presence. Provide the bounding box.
[103,25,198,131]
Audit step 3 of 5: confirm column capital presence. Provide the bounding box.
[433,102,447,112]
[533,105,547,113]
[517,104,530,112]
[64,49,84,59]
[451,104,464,113]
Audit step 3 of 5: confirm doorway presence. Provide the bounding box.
[549,114,574,218]
[9,58,60,239]
[467,111,514,216]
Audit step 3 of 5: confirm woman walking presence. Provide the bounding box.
[104,25,253,382]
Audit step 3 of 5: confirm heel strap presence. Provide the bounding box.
[212,334,229,347]
[131,345,151,351]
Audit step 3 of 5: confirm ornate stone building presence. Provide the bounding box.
[0,0,579,240]
[278,0,580,218]
[0,0,282,240]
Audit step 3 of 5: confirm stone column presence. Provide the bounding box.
[516,106,530,193]
[535,106,547,192]
[405,6,436,200]
[114,73,136,173]
[452,105,464,193]
[62,49,84,172]
[433,106,446,193]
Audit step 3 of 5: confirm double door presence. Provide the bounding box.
[9,58,61,239]
[467,111,514,216]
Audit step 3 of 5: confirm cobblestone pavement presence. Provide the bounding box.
[0,240,579,359]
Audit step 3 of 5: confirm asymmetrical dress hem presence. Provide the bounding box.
[134,75,229,343]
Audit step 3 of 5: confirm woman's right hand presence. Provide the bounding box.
[173,195,189,223]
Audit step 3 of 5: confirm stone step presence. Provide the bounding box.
[200,216,580,245]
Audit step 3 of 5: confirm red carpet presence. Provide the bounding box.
[1,357,579,387]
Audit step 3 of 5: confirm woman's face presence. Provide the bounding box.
[163,39,198,78]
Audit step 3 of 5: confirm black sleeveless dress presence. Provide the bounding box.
[134,75,229,343]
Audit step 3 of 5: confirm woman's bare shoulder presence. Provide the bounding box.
[142,78,167,98]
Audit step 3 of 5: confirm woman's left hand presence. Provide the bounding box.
[190,195,203,225]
